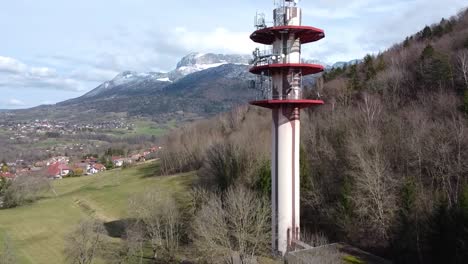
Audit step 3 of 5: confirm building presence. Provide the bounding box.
[112,157,124,167]
[249,0,325,255]
[0,172,15,180]
[88,163,106,174]
[47,162,70,179]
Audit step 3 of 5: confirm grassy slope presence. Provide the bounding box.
[105,120,170,138]
[0,162,194,264]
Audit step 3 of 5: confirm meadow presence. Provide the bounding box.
[0,162,194,264]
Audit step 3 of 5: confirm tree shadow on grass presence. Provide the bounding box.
[103,218,137,238]
[137,161,162,178]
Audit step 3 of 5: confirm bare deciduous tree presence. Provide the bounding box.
[129,189,181,261]
[192,185,270,264]
[121,224,145,264]
[64,219,106,264]
[359,93,382,131]
[300,232,330,248]
[348,132,399,243]
[347,97,399,243]
[457,49,468,89]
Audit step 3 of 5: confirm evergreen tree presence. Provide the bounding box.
[432,19,446,37]
[430,187,468,263]
[444,19,454,33]
[403,37,410,48]
[421,44,435,59]
[363,54,377,81]
[421,26,432,39]
[418,45,453,89]
[376,54,386,72]
[392,179,424,263]
[347,64,361,90]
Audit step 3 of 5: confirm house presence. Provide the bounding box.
[0,172,15,180]
[112,157,124,167]
[82,157,98,164]
[46,156,69,166]
[47,162,70,179]
[131,154,146,163]
[88,167,99,174]
[58,164,71,176]
[75,163,91,171]
[47,163,61,179]
[73,163,91,176]
[93,163,106,172]
[131,154,140,162]
[34,161,45,167]
[88,163,106,175]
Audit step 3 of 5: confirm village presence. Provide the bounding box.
[0,146,161,181]
[0,119,134,142]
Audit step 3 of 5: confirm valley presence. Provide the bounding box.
[1,2,468,263]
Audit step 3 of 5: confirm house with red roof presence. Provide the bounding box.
[93,163,106,171]
[112,157,125,167]
[0,172,15,180]
[47,162,70,179]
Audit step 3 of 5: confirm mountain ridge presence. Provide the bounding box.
[6,53,358,121]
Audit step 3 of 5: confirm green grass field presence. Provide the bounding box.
[106,120,169,138]
[0,162,195,264]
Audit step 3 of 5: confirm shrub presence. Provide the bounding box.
[2,175,50,208]
[72,168,84,177]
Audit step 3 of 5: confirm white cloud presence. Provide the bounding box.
[301,0,468,63]
[169,27,255,55]
[7,98,25,106]
[0,56,28,74]
[29,67,56,78]
[0,55,94,92]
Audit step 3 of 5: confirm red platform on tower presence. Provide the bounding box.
[249,99,325,109]
[250,26,325,45]
[249,63,324,76]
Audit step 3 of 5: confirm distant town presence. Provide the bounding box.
[0,119,134,142]
[0,146,161,181]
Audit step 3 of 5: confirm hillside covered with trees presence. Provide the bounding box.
[158,8,468,264]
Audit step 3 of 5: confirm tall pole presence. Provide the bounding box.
[249,0,325,255]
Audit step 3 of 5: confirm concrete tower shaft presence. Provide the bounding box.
[271,106,301,254]
[249,0,325,256]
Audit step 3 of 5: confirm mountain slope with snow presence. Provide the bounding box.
[36,52,346,120]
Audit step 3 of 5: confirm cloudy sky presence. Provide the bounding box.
[1,0,467,109]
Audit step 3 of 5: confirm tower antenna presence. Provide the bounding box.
[248,0,326,256]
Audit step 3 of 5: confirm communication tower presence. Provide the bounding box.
[249,0,325,255]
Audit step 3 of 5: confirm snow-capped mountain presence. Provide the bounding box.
[168,53,250,80]
[303,59,362,70]
[56,52,347,118]
[80,71,170,99]
[77,53,251,100]
[328,59,362,70]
